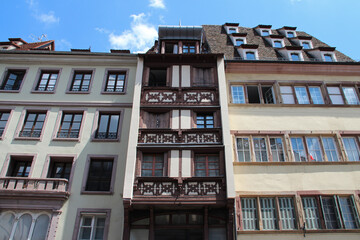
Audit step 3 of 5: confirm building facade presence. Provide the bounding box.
[203,23,360,239]
[0,49,138,239]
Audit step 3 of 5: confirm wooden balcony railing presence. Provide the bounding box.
[0,177,69,199]
[134,177,225,199]
[139,129,222,144]
[141,88,219,105]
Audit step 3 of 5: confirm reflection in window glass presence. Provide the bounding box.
[339,197,359,229]
[302,42,311,49]
[294,86,310,104]
[322,137,339,162]
[291,137,307,161]
[342,87,359,105]
[291,53,300,61]
[309,87,324,104]
[306,137,323,161]
[327,87,344,104]
[231,86,245,103]
[246,52,256,60]
[287,32,295,38]
[253,137,268,162]
[342,137,360,161]
[274,41,282,48]
[237,138,251,162]
[14,214,32,240]
[236,39,244,46]
[321,197,340,229]
[270,138,285,162]
[324,54,333,62]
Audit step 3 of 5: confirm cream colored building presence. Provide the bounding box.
[204,23,360,239]
[0,49,138,239]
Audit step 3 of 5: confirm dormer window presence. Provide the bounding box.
[262,30,270,36]
[246,52,256,60]
[287,32,295,38]
[291,53,300,61]
[229,28,237,34]
[236,39,244,46]
[274,41,282,48]
[324,54,334,62]
[302,42,311,49]
[165,43,178,54]
[183,43,196,53]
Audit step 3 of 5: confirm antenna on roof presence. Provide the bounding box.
[29,34,48,42]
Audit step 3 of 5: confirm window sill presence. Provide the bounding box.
[91,138,120,142]
[14,137,41,141]
[52,138,80,142]
[65,91,91,94]
[233,161,360,166]
[31,90,55,94]
[0,90,21,93]
[101,91,126,95]
[81,190,113,195]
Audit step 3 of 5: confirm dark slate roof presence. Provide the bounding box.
[202,25,354,62]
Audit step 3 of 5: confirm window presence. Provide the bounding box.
[282,86,324,104]
[70,71,92,92]
[141,111,170,128]
[0,212,51,240]
[236,39,244,46]
[141,153,165,177]
[148,68,167,86]
[322,137,340,161]
[48,159,72,180]
[327,87,344,104]
[324,54,334,62]
[236,136,285,162]
[35,71,58,91]
[0,111,10,137]
[194,154,220,177]
[231,86,245,103]
[290,53,300,61]
[306,137,324,161]
[1,70,26,91]
[290,137,307,162]
[6,156,33,177]
[95,113,120,140]
[246,52,256,60]
[342,137,360,161]
[19,111,46,138]
[261,30,270,36]
[342,87,359,105]
[274,41,282,48]
[57,112,83,138]
[78,214,107,240]
[327,86,360,105]
[104,72,126,92]
[294,86,310,104]
[192,67,214,86]
[240,197,297,231]
[196,113,214,128]
[302,42,311,49]
[308,87,325,104]
[287,32,295,38]
[165,43,178,53]
[302,195,360,230]
[183,43,196,53]
[280,86,295,104]
[228,28,237,34]
[85,158,114,192]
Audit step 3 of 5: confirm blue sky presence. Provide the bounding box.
[2,0,359,60]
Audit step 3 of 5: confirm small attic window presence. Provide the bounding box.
[302,42,311,49]
[229,28,237,34]
[246,52,256,60]
[261,30,270,36]
[291,53,300,61]
[287,32,295,38]
[274,41,282,48]
[236,39,244,46]
[324,54,334,62]
[165,43,178,54]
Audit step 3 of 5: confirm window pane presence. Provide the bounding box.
[339,197,359,229]
[260,198,278,230]
[306,137,323,161]
[342,137,360,161]
[302,42,310,49]
[86,160,113,191]
[237,138,251,162]
[270,138,285,162]
[291,53,300,61]
[246,52,256,60]
[280,86,295,104]
[291,137,307,162]
[31,214,50,240]
[324,54,333,62]
[327,87,344,104]
[274,41,282,48]
[294,86,310,104]
[309,87,324,104]
[287,32,295,38]
[231,86,245,104]
[322,197,340,229]
[253,137,268,162]
[322,137,339,162]
[302,197,321,229]
[241,198,258,230]
[342,87,359,105]
[236,39,244,46]
[279,198,297,230]
[0,212,15,240]
[14,214,32,240]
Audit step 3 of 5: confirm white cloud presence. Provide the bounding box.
[26,0,59,25]
[56,39,72,51]
[36,11,59,24]
[109,13,158,53]
[149,0,165,9]
[95,27,111,34]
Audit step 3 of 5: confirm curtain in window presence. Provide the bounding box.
[31,214,50,240]
[0,212,15,240]
[13,214,32,240]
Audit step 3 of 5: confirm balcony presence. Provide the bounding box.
[134,177,225,200]
[141,87,218,105]
[0,177,70,200]
[138,128,222,144]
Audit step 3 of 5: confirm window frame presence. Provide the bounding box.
[322,53,337,62]
[141,153,166,177]
[326,84,360,105]
[280,84,325,105]
[14,109,49,141]
[234,37,246,46]
[72,208,111,240]
[91,109,123,142]
[0,108,13,140]
[193,153,221,177]
[81,155,118,195]
[32,68,62,93]
[53,109,86,141]
[0,68,28,93]
[182,42,197,54]
[231,83,277,104]
[341,136,360,162]
[66,68,95,94]
[0,153,36,178]
[194,112,215,129]
[101,68,129,94]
